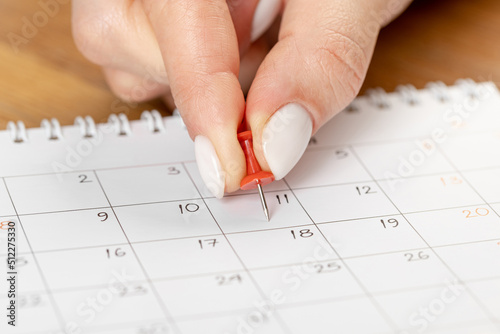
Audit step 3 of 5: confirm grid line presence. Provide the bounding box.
[2,178,66,331]
[281,178,400,332]
[92,170,182,334]
[181,162,293,334]
[349,144,500,327]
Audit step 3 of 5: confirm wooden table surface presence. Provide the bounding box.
[1,0,500,129]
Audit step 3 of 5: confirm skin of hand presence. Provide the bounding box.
[72,0,412,198]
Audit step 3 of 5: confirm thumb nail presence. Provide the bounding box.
[194,136,226,198]
[250,0,281,42]
[262,103,313,180]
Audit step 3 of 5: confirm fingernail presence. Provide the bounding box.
[250,0,281,42]
[194,136,225,198]
[262,103,313,180]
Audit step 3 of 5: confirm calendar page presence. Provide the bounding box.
[1,80,500,334]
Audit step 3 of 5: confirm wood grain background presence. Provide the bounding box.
[1,0,499,129]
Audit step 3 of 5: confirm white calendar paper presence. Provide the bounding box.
[1,80,500,334]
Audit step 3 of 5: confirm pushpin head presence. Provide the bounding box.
[237,131,274,190]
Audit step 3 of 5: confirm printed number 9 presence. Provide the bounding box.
[98,212,108,222]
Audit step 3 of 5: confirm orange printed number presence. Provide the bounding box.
[463,208,489,218]
[440,176,463,186]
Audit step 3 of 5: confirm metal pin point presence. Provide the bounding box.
[257,184,270,221]
[237,131,275,221]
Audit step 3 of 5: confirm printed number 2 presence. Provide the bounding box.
[79,174,92,183]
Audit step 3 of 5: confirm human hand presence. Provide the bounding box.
[72,0,412,198]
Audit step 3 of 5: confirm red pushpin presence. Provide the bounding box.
[238,130,274,221]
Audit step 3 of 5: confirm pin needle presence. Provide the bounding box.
[257,184,270,221]
[237,131,275,221]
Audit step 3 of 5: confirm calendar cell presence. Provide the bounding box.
[0,216,29,255]
[134,236,243,279]
[251,261,364,305]
[294,182,398,223]
[440,132,500,170]
[177,314,286,334]
[205,191,312,233]
[318,215,427,258]
[345,250,453,293]
[0,293,60,333]
[462,168,500,203]
[154,272,262,317]
[467,279,500,320]
[184,161,289,199]
[285,147,371,189]
[5,172,109,214]
[115,200,220,242]
[21,209,128,251]
[378,173,483,213]
[54,282,165,328]
[37,245,146,290]
[353,140,454,180]
[374,286,489,332]
[227,226,338,269]
[279,297,392,334]
[96,164,199,206]
[406,206,500,246]
[435,240,500,281]
[0,179,15,216]
[0,253,45,293]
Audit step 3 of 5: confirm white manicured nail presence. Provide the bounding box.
[250,0,281,42]
[194,136,225,199]
[262,103,312,180]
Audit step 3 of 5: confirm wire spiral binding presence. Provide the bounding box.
[2,79,487,143]
[396,84,420,105]
[7,121,28,143]
[75,116,97,138]
[141,110,165,133]
[455,78,480,99]
[108,113,132,136]
[41,118,63,140]
[366,87,390,109]
[425,81,450,102]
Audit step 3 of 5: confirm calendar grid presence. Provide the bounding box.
[280,178,400,331]
[3,160,499,332]
[349,144,500,327]
[2,157,500,191]
[435,146,500,219]
[11,260,500,298]
[2,178,66,332]
[6,190,499,224]
[434,145,500,323]
[181,162,294,334]
[2,81,500,333]
[15,235,500,263]
[92,170,181,334]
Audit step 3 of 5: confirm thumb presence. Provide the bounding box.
[246,0,411,179]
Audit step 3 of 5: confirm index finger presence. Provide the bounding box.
[142,0,247,196]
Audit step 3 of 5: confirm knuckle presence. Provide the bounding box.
[311,31,368,104]
[72,11,116,66]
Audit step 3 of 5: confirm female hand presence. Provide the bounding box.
[72,0,412,198]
